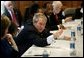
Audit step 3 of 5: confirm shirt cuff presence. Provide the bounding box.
[47,35,55,44]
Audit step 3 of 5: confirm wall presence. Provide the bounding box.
[14,1,83,16]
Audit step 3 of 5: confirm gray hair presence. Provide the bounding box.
[52,1,63,7]
[4,1,12,6]
[33,13,47,24]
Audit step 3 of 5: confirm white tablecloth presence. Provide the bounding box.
[21,19,83,57]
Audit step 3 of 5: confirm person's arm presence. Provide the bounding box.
[53,29,71,40]
[64,16,72,22]
[31,33,49,47]
[6,34,19,52]
[33,29,62,47]
[46,35,55,44]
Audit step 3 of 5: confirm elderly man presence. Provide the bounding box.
[3,1,23,27]
[15,13,63,56]
[45,1,64,30]
[46,1,72,30]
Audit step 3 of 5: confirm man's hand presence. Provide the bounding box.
[58,24,66,30]
[53,29,63,39]
[64,36,76,41]
[6,34,13,45]
[64,36,71,41]
[65,16,72,22]
[6,34,19,51]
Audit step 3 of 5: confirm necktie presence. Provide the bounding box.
[55,15,59,25]
[11,10,19,26]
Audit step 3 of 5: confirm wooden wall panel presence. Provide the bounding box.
[15,1,83,16]
[15,1,33,16]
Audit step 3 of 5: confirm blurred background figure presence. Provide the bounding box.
[62,2,83,22]
[3,1,23,27]
[1,15,18,58]
[44,2,53,16]
[37,8,44,14]
[44,2,53,30]
[24,1,44,25]
[46,1,65,30]
[8,21,18,38]
[74,2,83,19]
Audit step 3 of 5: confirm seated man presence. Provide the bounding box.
[46,1,65,30]
[15,13,63,56]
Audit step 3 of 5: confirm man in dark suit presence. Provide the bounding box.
[47,10,65,30]
[3,1,23,27]
[15,13,63,56]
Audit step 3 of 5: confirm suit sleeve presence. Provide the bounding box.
[29,33,49,47]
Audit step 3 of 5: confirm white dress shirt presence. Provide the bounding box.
[47,35,55,44]
[8,9,14,20]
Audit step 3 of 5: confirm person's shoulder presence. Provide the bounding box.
[75,8,81,11]
[24,24,36,32]
[1,38,11,48]
[1,38,6,44]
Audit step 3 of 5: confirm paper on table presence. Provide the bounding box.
[23,47,50,56]
[50,29,71,39]
[59,29,71,38]
[50,30,57,34]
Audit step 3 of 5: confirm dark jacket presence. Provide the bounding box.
[24,3,39,23]
[0,38,18,58]
[15,23,51,56]
[45,11,65,30]
[73,8,83,19]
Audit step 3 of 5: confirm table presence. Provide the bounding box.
[21,19,83,57]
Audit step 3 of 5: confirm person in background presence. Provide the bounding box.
[7,21,19,52]
[1,15,18,58]
[8,21,18,37]
[37,8,44,14]
[44,2,53,30]
[29,1,44,18]
[46,1,66,30]
[24,1,44,25]
[3,1,23,27]
[62,2,83,22]
[44,2,53,17]
[46,1,73,30]
[15,13,65,56]
[74,2,83,19]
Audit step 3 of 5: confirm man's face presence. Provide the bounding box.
[38,9,44,13]
[53,4,62,14]
[5,1,13,10]
[35,18,46,32]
